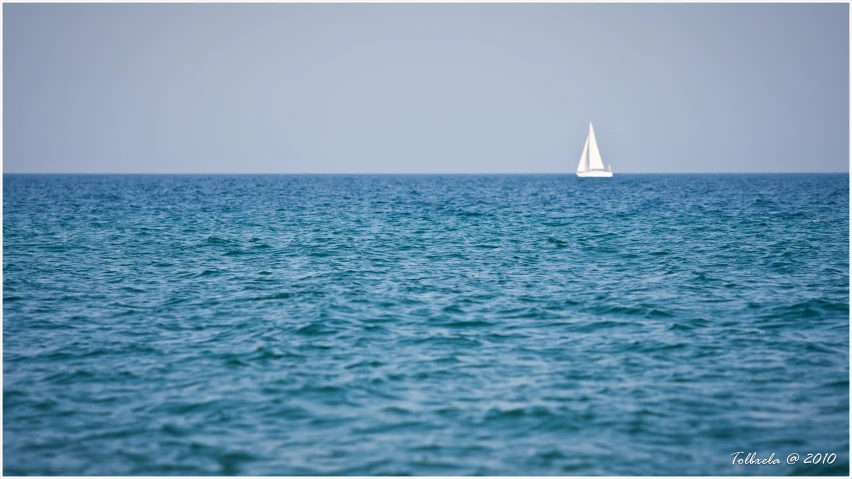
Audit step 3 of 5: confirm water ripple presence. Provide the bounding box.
[3,173,849,475]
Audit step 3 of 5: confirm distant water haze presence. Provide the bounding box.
[3,3,849,174]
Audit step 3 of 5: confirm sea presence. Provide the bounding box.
[3,173,849,475]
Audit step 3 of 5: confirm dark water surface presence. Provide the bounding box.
[4,174,849,475]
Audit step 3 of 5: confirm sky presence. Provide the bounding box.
[3,3,849,174]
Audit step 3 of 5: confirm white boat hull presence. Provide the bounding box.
[576,170,613,178]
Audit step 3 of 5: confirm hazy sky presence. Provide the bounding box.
[4,3,849,173]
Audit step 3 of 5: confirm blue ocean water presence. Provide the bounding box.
[3,173,849,475]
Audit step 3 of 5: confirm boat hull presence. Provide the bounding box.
[576,170,613,178]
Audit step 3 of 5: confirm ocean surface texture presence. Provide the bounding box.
[4,174,849,475]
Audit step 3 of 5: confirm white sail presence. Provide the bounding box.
[575,121,613,177]
[587,122,605,171]
[576,136,589,172]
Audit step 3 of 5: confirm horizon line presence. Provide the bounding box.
[3,172,849,175]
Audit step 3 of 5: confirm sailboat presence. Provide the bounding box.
[576,122,613,177]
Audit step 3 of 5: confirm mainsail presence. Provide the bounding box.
[587,123,605,171]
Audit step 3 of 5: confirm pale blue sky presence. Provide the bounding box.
[4,3,849,173]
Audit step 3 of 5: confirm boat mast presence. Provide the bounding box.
[588,122,592,171]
